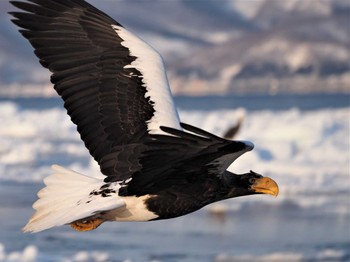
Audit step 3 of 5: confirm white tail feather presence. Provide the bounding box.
[23,165,125,233]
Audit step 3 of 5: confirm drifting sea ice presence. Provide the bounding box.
[0,241,347,262]
[0,243,110,262]
[181,107,350,214]
[0,100,349,261]
[0,101,349,214]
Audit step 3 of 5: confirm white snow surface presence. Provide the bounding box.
[0,101,349,214]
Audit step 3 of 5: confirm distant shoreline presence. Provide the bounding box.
[1,93,349,111]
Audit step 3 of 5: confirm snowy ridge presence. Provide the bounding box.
[2,0,349,96]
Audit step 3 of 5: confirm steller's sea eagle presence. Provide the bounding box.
[9,0,279,233]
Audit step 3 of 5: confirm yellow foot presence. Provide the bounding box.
[70,218,104,232]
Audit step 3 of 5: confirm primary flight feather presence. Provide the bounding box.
[9,0,278,233]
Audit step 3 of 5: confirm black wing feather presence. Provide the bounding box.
[10,0,254,191]
[10,0,155,179]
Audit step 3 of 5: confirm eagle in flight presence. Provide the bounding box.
[9,0,279,233]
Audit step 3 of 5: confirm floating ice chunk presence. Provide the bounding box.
[0,242,112,262]
[21,246,38,262]
[214,248,347,262]
[0,244,38,262]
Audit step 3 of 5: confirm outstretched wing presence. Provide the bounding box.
[10,0,181,180]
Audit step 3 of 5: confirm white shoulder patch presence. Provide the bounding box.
[111,24,181,134]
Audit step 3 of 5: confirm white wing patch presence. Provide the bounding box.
[112,24,181,134]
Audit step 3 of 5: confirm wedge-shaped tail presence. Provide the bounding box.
[23,165,125,233]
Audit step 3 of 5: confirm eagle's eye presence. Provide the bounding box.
[249,178,256,184]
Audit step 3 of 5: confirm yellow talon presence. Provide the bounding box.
[70,218,104,232]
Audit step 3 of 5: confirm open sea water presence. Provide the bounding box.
[0,93,349,262]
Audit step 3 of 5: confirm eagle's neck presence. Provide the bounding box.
[144,176,229,219]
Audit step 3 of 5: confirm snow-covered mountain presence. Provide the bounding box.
[1,0,349,96]
[167,0,350,94]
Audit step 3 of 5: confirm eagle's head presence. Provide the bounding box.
[225,170,279,199]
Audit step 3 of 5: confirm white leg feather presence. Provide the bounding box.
[23,165,125,233]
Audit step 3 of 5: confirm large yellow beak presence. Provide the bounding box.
[250,177,279,197]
